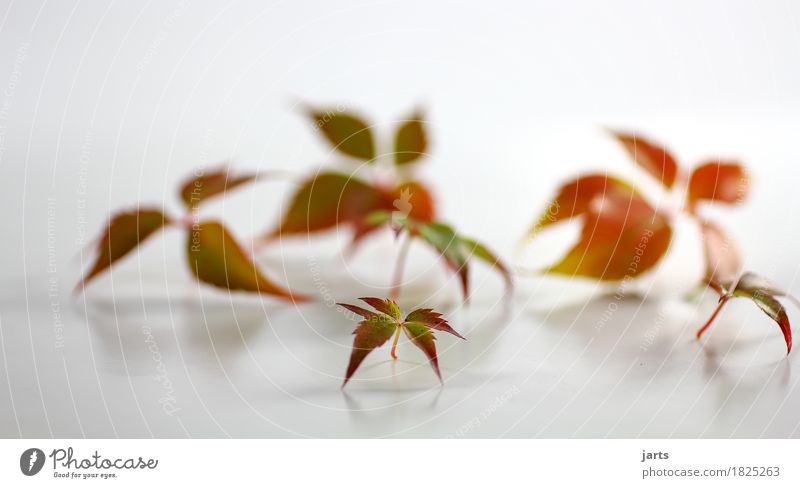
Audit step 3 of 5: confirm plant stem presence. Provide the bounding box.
[390,326,402,360]
[706,279,724,296]
[696,296,730,339]
[390,232,412,300]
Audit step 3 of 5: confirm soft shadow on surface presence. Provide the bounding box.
[75,293,275,372]
[179,300,268,362]
[535,293,692,367]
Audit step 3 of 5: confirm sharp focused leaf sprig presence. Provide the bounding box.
[337,297,465,386]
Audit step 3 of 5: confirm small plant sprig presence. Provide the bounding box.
[696,272,798,353]
[337,297,464,386]
[264,105,511,300]
[527,132,796,353]
[77,168,308,301]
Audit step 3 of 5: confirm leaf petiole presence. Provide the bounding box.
[390,325,402,360]
[696,295,731,339]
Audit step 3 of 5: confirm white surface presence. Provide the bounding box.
[2,0,800,438]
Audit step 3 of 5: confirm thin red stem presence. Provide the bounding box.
[696,296,730,339]
[390,326,402,360]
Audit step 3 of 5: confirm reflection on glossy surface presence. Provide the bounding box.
[1,273,797,438]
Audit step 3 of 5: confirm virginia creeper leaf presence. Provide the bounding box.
[337,298,462,386]
[179,168,258,207]
[528,174,635,236]
[698,272,795,354]
[307,108,375,161]
[394,111,427,165]
[461,236,513,290]
[402,322,441,382]
[545,189,673,280]
[358,297,401,320]
[688,161,748,206]
[341,314,397,387]
[419,222,470,297]
[271,171,391,245]
[77,209,170,290]
[612,132,679,189]
[729,273,800,308]
[337,303,379,319]
[700,220,741,286]
[188,220,308,301]
[385,219,511,299]
[405,308,465,339]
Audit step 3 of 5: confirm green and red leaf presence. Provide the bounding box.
[612,131,679,189]
[418,222,470,298]
[337,303,379,319]
[337,298,462,386]
[461,236,513,290]
[405,308,464,339]
[698,272,795,355]
[402,322,441,382]
[77,208,171,290]
[394,111,428,165]
[188,220,308,301]
[341,314,397,387]
[270,171,392,244]
[358,297,401,320]
[386,220,511,300]
[179,168,258,207]
[307,108,375,161]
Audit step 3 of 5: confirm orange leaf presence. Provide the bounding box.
[77,209,170,290]
[188,220,308,301]
[612,132,679,189]
[546,189,672,280]
[688,161,748,206]
[529,174,636,236]
[393,180,436,224]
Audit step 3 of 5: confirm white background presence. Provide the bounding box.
[1,0,800,438]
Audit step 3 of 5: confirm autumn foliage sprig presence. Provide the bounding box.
[77,168,309,301]
[527,132,797,354]
[262,106,511,300]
